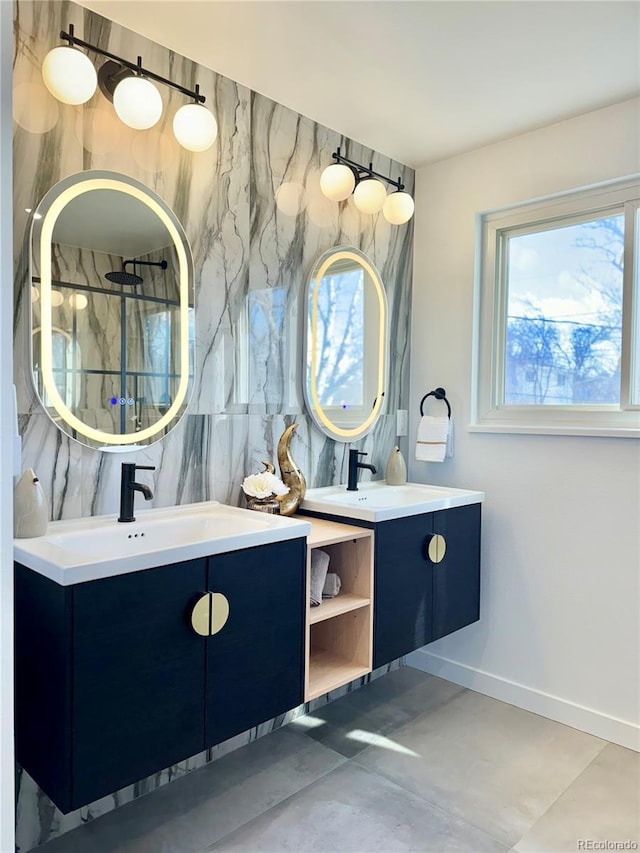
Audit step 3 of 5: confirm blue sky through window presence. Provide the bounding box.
[505,214,623,405]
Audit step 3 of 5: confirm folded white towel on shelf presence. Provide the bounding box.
[415,415,449,462]
[322,573,342,599]
[310,549,330,606]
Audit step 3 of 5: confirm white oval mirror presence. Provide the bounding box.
[30,171,194,450]
[304,246,388,442]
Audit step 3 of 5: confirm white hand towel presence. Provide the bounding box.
[310,549,330,606]
[415,415,449,462]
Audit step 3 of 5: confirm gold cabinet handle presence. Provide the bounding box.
[426,534,447,564]
[210,592,230,636]
[191,593,212,636]
[190,592,230,637]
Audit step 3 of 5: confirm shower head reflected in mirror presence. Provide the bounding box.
[105,258,168,286]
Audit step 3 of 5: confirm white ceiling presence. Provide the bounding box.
[54,190,173,257]
[79,0,640,168]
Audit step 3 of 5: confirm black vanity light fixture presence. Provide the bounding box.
[41,24,217,152]
[320,147,415,225]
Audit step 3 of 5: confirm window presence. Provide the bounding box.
[32,327,81,410]
[306,263,365,410]
[473,178,640,435]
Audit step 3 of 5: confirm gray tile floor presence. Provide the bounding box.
[39,667,639,853]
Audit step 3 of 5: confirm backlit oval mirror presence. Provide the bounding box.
[304,246,388,441]
[30,171,194,450]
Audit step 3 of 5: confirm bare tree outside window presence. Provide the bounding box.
[307,267,364,409]
[504,214,624,406]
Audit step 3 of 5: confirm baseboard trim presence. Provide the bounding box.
[406,649,639,752]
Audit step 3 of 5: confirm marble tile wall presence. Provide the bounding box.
[13,0,414,848]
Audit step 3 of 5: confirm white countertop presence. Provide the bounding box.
[300,481,484,523]
[14,501,311,586]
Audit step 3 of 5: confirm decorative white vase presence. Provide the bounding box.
[385,446,407,486]
[14,468,48,538]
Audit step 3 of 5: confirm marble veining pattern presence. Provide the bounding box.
[13,0,413,848]
[14,1,413,516]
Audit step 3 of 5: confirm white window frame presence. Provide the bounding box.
[471,177,640,437]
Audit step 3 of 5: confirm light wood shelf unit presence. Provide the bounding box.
[302,517,374,702]
[307,650,371,700]
[308,592,369,624]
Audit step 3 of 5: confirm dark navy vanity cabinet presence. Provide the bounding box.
[299,501,482,670]
[373,503,481,668]
[430,503,482,642]
[15,537,305,813]
[373,513,435,667]
[204,541,305,748]
[14,498,480,814]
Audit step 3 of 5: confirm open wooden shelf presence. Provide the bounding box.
[306,649,371,701]
[307,517,373,549]
[300,517,374,702]
[309,592,370,624]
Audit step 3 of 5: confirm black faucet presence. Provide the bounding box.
[347,449,377,491]
[118,463,155,523]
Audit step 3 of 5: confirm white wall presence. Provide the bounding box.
[0,0,15,848]
[407,98,640,750]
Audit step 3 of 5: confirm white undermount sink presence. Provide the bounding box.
[14,501,311,586]
[300,481,484,522]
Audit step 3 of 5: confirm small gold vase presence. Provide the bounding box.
[246,496,281,514]
[244,461,282,514]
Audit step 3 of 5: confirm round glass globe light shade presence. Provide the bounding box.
[172,103,218,152]
[113,76,163,130]
[69,293,88,310]
[275,182,307,217]
[42,46,97,105]
[320,163,355,202]
[50,289,63,307]
[353,178,387,214]
[382,191,415,225]
[14,82,60,134]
